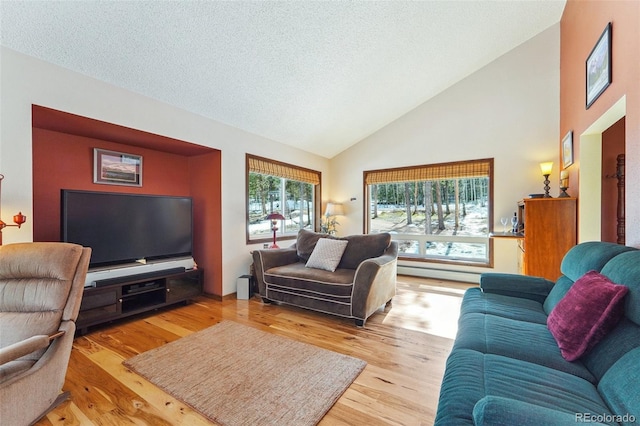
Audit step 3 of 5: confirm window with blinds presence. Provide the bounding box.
[246,154,321,244]
[364,158,493,265]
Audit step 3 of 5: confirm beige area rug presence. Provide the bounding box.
[123,321,366,426]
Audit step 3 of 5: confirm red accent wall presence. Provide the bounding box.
[560,0,640,245]
[601,117,625,243]
[32,106,223,296]
[32,128,191,242]
[189,152,223,296]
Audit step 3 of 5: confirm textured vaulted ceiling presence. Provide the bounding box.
[0,1,565,158]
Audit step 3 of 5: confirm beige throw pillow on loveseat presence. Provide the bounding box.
[305,238,349,272]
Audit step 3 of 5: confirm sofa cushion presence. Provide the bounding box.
[547,270,628,361]
[600,250,640,326]
[543,275,575,315]
[544,243,634,314]
[337,232,391,269]
[582,318,640,382]
[296,229,329,262]
[264,262,354,297]
[296,230,392,269]
[559,241,635,282]
[435,349,615,426]
[459,288,548,324]
[305,238,348,272]
[473,396,597,426]
[453,312,595,382]
[597,347,640,423]
[479,273,554,304]
[582,250,640,380]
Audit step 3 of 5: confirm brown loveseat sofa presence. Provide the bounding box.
[252,229,398,326]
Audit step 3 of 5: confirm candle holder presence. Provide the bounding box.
[559,169,570,198]
[0,174,27,245]
[558,186,570,198]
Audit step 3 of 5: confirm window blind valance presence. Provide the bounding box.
[247,154,320,185]
[365,158,492,185]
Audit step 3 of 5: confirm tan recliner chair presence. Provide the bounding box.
[0,242,91,426]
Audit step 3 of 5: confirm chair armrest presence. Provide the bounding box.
[473,396,608,425]
[0,332,64,366]
[252,248,300,296]
[253,248,299,270]
[352,242,398,321]
[480,273,555,303]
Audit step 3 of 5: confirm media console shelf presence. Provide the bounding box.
[76,268,203,335]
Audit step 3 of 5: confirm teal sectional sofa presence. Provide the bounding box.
[435,241,640,425]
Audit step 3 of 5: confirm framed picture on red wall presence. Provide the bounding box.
[586,22,612,109]
[93,148,143,187]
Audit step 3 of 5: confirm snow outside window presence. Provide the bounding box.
[246,154,320,245]
[365,159,493,265]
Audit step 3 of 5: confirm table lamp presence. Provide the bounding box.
[266,212,285,248]
[539,162,553,198]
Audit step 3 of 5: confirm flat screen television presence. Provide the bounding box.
[61,190,193,269]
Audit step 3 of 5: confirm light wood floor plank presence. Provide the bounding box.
[84,345,211,426]
[44,401,95,426]
[36,275,474,426]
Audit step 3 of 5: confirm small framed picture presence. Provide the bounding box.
[586,23,612,109]
[562,131,574,169]
[94,148,142,187]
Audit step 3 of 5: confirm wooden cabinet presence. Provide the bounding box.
[77,268,203,335]
[518,198,576,281]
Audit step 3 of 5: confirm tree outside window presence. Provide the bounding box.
[365,159,493,265]
[246,154,320,245]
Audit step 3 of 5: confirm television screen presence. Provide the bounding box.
[61,190,193,268]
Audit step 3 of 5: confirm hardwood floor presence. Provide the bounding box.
[36,276,475,426]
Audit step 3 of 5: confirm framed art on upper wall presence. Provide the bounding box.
[94,148,143,187]
[586,22,612,109]
[562,131,573,169]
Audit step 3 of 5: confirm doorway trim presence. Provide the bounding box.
[578,95,626,242]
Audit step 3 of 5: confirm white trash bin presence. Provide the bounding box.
[236,275,252,300]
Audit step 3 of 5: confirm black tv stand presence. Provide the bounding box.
[76,268,203,335]
[92,266,187,287]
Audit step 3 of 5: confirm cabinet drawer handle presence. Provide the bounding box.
[166,288,170,293]
[118,298,123,303]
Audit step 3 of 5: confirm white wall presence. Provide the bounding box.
[329,24,561,280]
[0,23,561,288]
[0,46,329,296]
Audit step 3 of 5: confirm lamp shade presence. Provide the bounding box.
[539,162,553,176]
[266,212,285,220]
[324,203,344,216]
